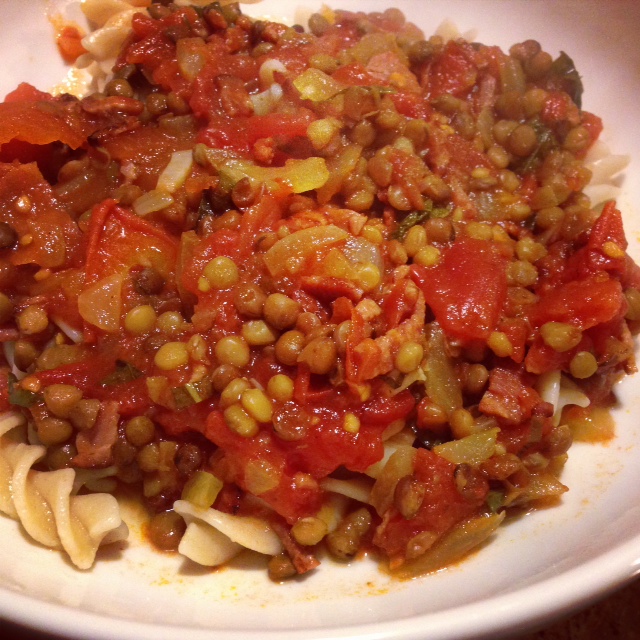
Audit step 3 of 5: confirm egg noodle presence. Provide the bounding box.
[0,0,637,580]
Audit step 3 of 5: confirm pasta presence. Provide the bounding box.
[0,412,127,569]
[0,1,638,582]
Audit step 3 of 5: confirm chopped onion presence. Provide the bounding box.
[263,224,348,278]
[3,342,25,380]
[259,59,287,87]
[133,189,175,216]
[393,512,505,579]
[293,68,345,102]
[250,83,283,116]
[221,157,329,195]
[537,371,589,425]
[52,316,83,344]
[156,150,194,194]
[433,427,499,465]
[77,273,123,332]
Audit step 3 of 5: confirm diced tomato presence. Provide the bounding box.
[204,410,323,522]
[84,200,178,283]
[497,317,529,363]
[0,162,83,269]
[580,111,603,152]
[373,448,485,561]
[360,388,415,425]
[0,96,92,149]
[530,274,624,331]
[541,91,580,127]
[411,237,508,341]
[331,62,378,86]
[104,126,196,192]
[423,41,478,99]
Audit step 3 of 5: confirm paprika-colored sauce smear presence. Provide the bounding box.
[0,2,638,581]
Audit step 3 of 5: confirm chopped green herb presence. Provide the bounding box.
[393,200,453,240]
[486,490,506,514]
[7,373,41,408]
[172,378,213,410]
[518,119,557,174]
[393,208,432,240]
[551,51,583,109]
[100,360,143,387]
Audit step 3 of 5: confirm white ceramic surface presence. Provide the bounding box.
[0,2,639,639]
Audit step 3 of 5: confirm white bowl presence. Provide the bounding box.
[1,1,639,639]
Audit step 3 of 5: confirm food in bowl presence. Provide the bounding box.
[0,0,637,582]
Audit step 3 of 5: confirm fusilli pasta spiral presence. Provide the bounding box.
[0,412,128,569]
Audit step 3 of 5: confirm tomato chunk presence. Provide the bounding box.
[411,237,508,341]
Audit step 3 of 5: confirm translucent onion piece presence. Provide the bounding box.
[77,272,123,332]
[3,341,26,380]
[156,150,194,194]
[433,428,500,466]
[424,324,463,415]
[133,189,175,216]
[51,316,83,344]
[537,371,590,425]
[259,59,287,87]
[369,445,417,515]
[221,157,330,195]
[293,68,345,102]
[393,512,505,579]
[263,224,348,278]
[174,500,283,556]
[250,83,283,116]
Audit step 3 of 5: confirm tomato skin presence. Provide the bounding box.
[411,237,508,342]
[331,63,378,87]
[530,274,624,331]
[84,200,178,283]
[0,162,82,269]
[204,410,323,523]
[197,110,315,155]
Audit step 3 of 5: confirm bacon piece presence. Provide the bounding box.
[73,400,119,468]
[270,519,320,575]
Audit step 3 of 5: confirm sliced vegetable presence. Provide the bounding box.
[392,512,505,579]
[433,428,499,466]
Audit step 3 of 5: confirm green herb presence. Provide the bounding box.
[7,373,41,408]
[393,200,453,240]
[551,51,583,109]
[518,119,557,174]
[171,378,213,410]
[486,490,506,514]
[100,360,143,387]
[393,208,432,240]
